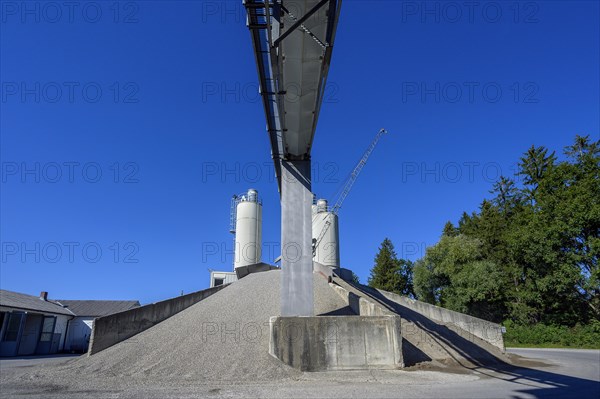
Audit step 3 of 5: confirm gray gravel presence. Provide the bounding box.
[2,274,598,398]
[2,350,599,398]
[4,270,350,387]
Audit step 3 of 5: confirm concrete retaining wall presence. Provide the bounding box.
[329,282,390,317]
[88,284,228,355]
[269,316,403,371]
[313,262,335,281]
[376,289,505,352]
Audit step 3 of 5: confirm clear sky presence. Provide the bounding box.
[1,1,599,304]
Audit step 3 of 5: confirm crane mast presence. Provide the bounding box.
[312,128,388,256]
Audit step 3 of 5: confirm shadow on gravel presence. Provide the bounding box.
[347,281,600,398]
[349,281,507,367]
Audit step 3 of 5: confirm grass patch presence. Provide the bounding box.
[505,342,599,349]
[503,320,600,350]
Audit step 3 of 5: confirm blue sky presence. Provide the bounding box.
[1,0,598,304]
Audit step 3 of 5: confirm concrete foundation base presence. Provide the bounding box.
[269,315,403,371]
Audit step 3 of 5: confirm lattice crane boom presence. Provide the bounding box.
[312,128,388,255]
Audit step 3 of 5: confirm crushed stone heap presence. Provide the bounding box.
[42,270,352,383]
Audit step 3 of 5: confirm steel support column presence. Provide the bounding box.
[280,159,313,316]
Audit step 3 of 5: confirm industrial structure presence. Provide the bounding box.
[231,189,263,270]
[206,2,387,317]
[311,128,388,266]
[311,198,339,267]
[207,188,264,287]
[63,2,509,378]
[0,4,529,391]
[244,0,342,317]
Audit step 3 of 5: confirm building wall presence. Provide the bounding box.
[0,307,72,356]
[65,317,94,352]
[0,308,24,356]
[0,311,6,339]
[17,313,43,355]
[210,271,238,287]
[54,314,70,352]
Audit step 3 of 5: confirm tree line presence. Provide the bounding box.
[368,135,599,328]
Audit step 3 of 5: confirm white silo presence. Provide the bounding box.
[312,199,340,268]
[234,189,262,269]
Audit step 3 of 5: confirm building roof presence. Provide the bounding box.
[55,300,140,317]
[0,289,140,317]
[0,290,74,316]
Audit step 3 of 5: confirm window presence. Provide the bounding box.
[39,316,56,342]
[2,313,23,342]
[214,278,224,286]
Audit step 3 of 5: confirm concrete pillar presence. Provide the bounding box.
[280,159,314,316]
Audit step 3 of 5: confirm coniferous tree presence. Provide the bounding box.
[564,134,599,162]
[368,238,400,293]
[368,238,415,297]
[490,176,520,215]
[443,221,458,237]
[518,145,556,202]
[415,134,600,325]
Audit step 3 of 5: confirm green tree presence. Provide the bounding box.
[442,221,458,237]
[518,145,556,203]
[564,134,599,162]
[398,258,415,297]
[413,235,505,321]
[368,238,414,297]
[490,176,521,215]
[457,211,479,236]
[413,257,439,304]
[420,134,600,326]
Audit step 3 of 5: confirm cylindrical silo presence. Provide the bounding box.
[312,199,340,268]
[234,189,262,269]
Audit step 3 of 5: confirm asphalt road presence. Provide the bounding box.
[508,348,600,381]
[1,349,598,398]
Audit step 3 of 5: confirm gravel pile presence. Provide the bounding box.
[26,270,351,384]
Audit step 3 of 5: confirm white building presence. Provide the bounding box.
[0,290,72,356]
[0,290,139,356]
[209,271,238,288]
[56,299,140,352]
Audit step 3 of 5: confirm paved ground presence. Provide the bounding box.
[0,354,81,371]
[1,349,598,398]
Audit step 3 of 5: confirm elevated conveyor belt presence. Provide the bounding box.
[244,0,342,190]
[244,1,342,316]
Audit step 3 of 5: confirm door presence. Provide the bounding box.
[0,312,6,337]
[0,312,26,356]
[67,318,93,352]
[35,316,56,355]
[17,314,43,355]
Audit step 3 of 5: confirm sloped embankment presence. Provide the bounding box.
[332,277,510,370]
[24,270,352,383]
